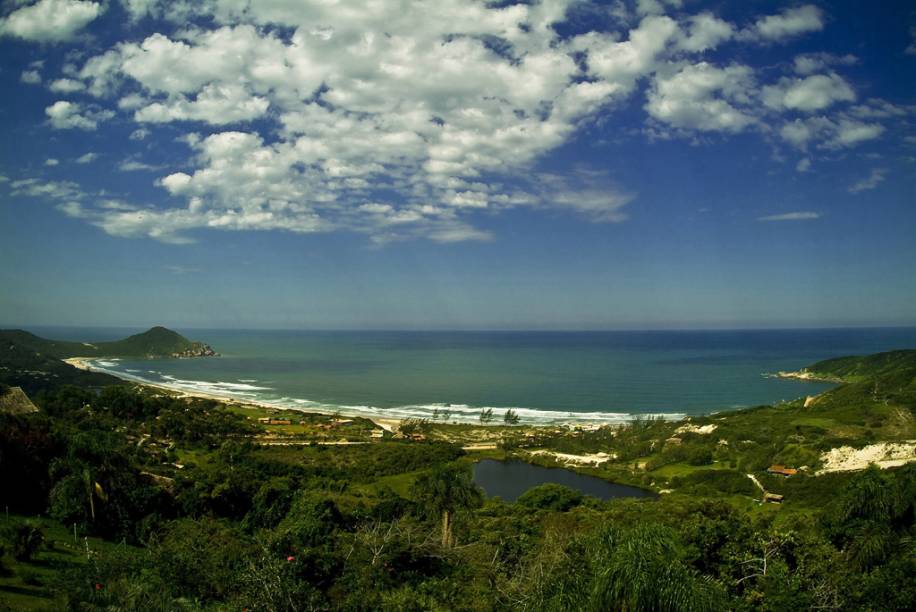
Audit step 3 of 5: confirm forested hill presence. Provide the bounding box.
[0,326,217,359]
[803,349,916,382]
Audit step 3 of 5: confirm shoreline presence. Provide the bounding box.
[64,357,406,432]
[770,369,844,384]
[62,357,686,431]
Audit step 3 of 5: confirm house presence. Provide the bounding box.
[258,417,292,425]
[370,429,384,439]
[767,465,798,477]
[764,492,784,504]
[665,437,683,446]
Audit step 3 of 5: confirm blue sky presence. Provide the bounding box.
[1,0,914,330]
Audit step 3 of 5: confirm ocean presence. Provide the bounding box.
[36,327,916,425]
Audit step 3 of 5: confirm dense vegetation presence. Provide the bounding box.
[0,326,213,360]
[0,349,914,610]
[800,349,916,382]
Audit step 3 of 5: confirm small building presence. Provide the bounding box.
[767,465,798,477]
[764,492,784,504]
[258,417,292,425]
[410,433,427,441]
[370,429,384,439]
[665,437,683,446]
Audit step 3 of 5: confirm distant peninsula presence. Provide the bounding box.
[0,326,217,395]
[0,326,217,360]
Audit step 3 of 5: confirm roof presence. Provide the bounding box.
[767,465,798,476]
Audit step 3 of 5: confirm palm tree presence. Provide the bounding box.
[584,524,723,612]
[411,464,482,548]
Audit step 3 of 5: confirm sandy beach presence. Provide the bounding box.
[63,357,403,432]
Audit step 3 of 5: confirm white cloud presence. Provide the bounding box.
[779,116,884,150]
[44,158,59,166]
[744,5,824,42]
[0,0,102,42]
[10,178,83,200]
[7,0,900,244]
[848,168,886,193]
[20,69,41,84]
[635,0,682,18]
[49,77,86,93]
[118,159,161,172]
[45,100,113,130]
[796,158,811,172]
[75,152,98,163]
[762,73,855,112]
[646,62,756,132]
[675,13,733,53]
[758,211,821,221]
[793,53,858,75]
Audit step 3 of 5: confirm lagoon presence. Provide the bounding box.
[472,459,654,502]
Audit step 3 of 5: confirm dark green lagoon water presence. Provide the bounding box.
[39,327,916,424]
[473,460,653,501]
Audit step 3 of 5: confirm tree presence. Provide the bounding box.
[503,409,520,425]
[479,408,494,424]
[411,464,482,548]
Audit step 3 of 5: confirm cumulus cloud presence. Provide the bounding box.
[762,73,855,112]
[75,152,98,163]
[20,69,41,84]
[48,77,85,93]
[44,158,59,166]
[8,0,903,244]
[848,168,886,193]
[0,0,102,42]
[675,13,734,53]
[646,62,756,132]
[758,211,821,222]
[779,116,885,150]
[45,100,113,130]
[743,5,824,42]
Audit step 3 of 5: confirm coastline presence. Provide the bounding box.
[771,369,844,384]
[62,356,685,431]
[63,357,405,432]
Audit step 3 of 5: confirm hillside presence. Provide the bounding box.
[803,349,916,382]
[0,326,217,359]
[0,338,122,395]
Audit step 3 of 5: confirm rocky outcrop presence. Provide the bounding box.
[171,343,219,358]
[0,386,40,414]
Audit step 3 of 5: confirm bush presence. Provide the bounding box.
[517,484,584,512]
[2,522,45,562]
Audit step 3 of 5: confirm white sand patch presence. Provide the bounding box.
[818,441,916,474]
[528,449,615,466]
[676,423,718,435]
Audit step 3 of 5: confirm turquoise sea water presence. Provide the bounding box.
[38,327,916,424]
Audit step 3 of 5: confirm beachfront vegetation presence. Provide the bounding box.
[0,349,914,609]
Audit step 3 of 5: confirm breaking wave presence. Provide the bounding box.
[80,358,684,425]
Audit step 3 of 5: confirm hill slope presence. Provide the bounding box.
[0,326,217,359]
[802,349,916,382]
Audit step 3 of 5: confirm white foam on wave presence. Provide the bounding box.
[159,374,273,392]
[96,360,120,367]
[79,360,684,425]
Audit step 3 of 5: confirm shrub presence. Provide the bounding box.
[518,484,584,512]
